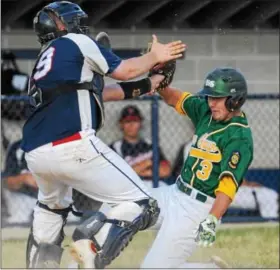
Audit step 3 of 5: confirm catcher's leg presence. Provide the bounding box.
[26,203,71,268]
[23,160,74,268]
[70,199,159,269]
[46,131,160,268]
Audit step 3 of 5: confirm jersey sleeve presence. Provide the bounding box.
[175,92,208,126]
[219,139,253,189]
[66,34,121,75]
[96,44,122,74]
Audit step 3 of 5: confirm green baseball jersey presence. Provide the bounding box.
[175,92,254,198]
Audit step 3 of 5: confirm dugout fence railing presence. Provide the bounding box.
[1,94,279,226]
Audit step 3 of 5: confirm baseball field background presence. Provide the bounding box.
[1,0,279,269]
[2,223,279,268]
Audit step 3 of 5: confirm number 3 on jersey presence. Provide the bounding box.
[196,160,213,181]
[33,47,55,80]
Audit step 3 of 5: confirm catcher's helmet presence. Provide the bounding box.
[33,1,89,45]
[199,67,247,111]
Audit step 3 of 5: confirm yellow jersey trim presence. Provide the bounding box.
[175,92,192,115]
[190,158,200,186]
[219,171,239,188]
[189,147,222,163]
[215,175,237,200]
[206,123,250,139]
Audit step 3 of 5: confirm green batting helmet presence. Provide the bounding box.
[199,67,247,112]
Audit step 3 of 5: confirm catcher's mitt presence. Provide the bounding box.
[149,60,176,92]
[95,32,111,50]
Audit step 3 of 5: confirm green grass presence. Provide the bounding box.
[2,225,279,268]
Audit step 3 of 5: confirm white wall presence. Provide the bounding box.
[1,29,279,169]
[2,29,279,94]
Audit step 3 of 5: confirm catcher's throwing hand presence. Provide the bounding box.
[194,214,218,247]
[150,34,186,63]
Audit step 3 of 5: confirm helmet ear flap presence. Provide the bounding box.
[225,96,246,112]
[225,97,235,112]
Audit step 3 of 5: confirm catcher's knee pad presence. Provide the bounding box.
[72,199,160,268]
[26,203,70,268]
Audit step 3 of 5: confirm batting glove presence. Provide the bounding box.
[195,214,218,247]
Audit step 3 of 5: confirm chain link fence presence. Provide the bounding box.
[1,94,279,226]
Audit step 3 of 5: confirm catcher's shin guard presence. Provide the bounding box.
[26,225,65,269]
[70,200,159,269]
[96,199,160,268]
[26,203,70,268]
[32,243,64,268]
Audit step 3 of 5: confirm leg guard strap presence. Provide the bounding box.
[37,201,72,219]
[72,212,107,251]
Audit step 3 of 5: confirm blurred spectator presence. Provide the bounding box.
[172,141,279,219]
[1,139,37,225]
[1,52,30,147]
[172,139,192,181]
[110,105,171,188]
[1,51,29,96]
[230,179,279,219]
[1,139,101,226]
[1,121,11,151]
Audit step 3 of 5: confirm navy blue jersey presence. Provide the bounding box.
[21,33,121,152]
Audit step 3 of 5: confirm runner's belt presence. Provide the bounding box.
[176,177,208,203]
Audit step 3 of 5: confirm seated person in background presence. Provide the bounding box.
[1,139,38,224]
[171,139,192,182]
[172,141,279,219]
[110,105,171,188]
[1,51,29,96]
[230,178,279,219]
[1,139,101,225]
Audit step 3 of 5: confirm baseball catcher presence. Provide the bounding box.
[24,1,186,269]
